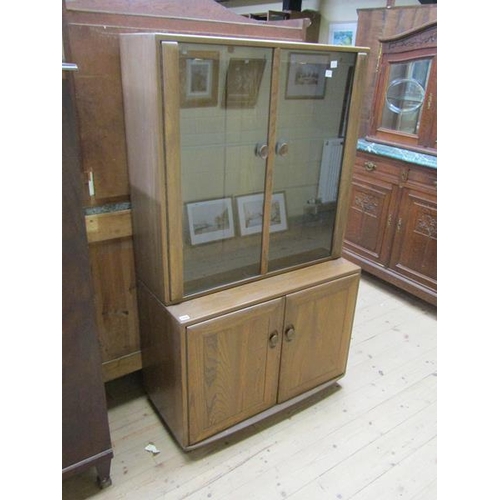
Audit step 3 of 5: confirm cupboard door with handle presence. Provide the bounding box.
[389,188,437,290]
[344,175,400,266]
[269,49,360,272]
[277,275,359,403]
[164,41,274,299]
[187,298,284,444]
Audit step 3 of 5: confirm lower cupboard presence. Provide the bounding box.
[137,259,360,450]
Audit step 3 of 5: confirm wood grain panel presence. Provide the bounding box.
[120,34,170,304]
[344,175,399,266]
[277,274,359,403]
[88,238,140,364]
[168,259,360,327]
[137,283,189,447]
[332,51,368,257]
[161,41,184,302]
[67,24,130,205]
[187,298,285,444]
[389,189,437,288]
[62,68,113,483]
[85,210,132,243]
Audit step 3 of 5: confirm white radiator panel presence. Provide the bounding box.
[317,138,344,203]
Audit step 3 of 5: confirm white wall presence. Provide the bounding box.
[225,0,321,16]
[224,0,422,44]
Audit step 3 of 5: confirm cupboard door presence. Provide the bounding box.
[187,298,284,444]
[269,49,358,272]
[343,175,399,266]
[277,275,359,403]
[165,41,274,298]
[389,188,437,290]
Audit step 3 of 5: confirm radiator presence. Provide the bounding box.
[317,138,344,203]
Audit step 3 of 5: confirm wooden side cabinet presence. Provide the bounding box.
[343,151,437,305]
[139,259,359,450]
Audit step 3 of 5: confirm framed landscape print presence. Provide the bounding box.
[285,52,329,99]
[180,51,219,108]
[236,192,287,236]
[225,58,266,108]
[186,197,235,245]
[329,22,357,46]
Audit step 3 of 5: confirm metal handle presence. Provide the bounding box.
[255,143,269,160]
[275,141,289,157]
[364,161,377,172]
[269,331,279,348]
[62,62,79,72]
[285,326,296,342]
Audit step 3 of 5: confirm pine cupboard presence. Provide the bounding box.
[120,33,368,448]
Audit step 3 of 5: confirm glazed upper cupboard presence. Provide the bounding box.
[120,34,368,304]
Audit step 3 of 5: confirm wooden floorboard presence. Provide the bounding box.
[62,273,437,500]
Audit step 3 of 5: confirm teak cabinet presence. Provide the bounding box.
[120,33,368,449]
[343,151,437,304]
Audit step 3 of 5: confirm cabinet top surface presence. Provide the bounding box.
[121,32,370,54]
[167,259,360,325]
[357,139,437,169]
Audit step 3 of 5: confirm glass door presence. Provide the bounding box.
[175,42,273,296]
[268,49,357,272]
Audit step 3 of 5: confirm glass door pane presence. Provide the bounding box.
[380,58,432,135]
[269,49,357,272]
[178,42,273,296]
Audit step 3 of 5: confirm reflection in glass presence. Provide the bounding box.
[269,50,357,272]
[385,78,425,114]
[179,43,272,296]
[380,59,431,135]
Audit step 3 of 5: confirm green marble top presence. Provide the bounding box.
[84,202,131,216]
[357,139,437,169]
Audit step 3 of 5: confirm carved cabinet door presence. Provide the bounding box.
[344,175,400,267]
[389,188,437,290]
[186,298,284,444]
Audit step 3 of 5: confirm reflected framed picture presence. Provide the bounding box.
[186,197,235,245]
[329,22,357,46]
[225,58,266,108]
[285,52,329,99]
[180,50,219,108]
[236,192,288,236]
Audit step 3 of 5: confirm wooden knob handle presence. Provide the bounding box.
[285,326,296,342]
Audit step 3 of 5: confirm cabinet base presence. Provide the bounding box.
[160,377,343,451]
[342,248,436,306]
